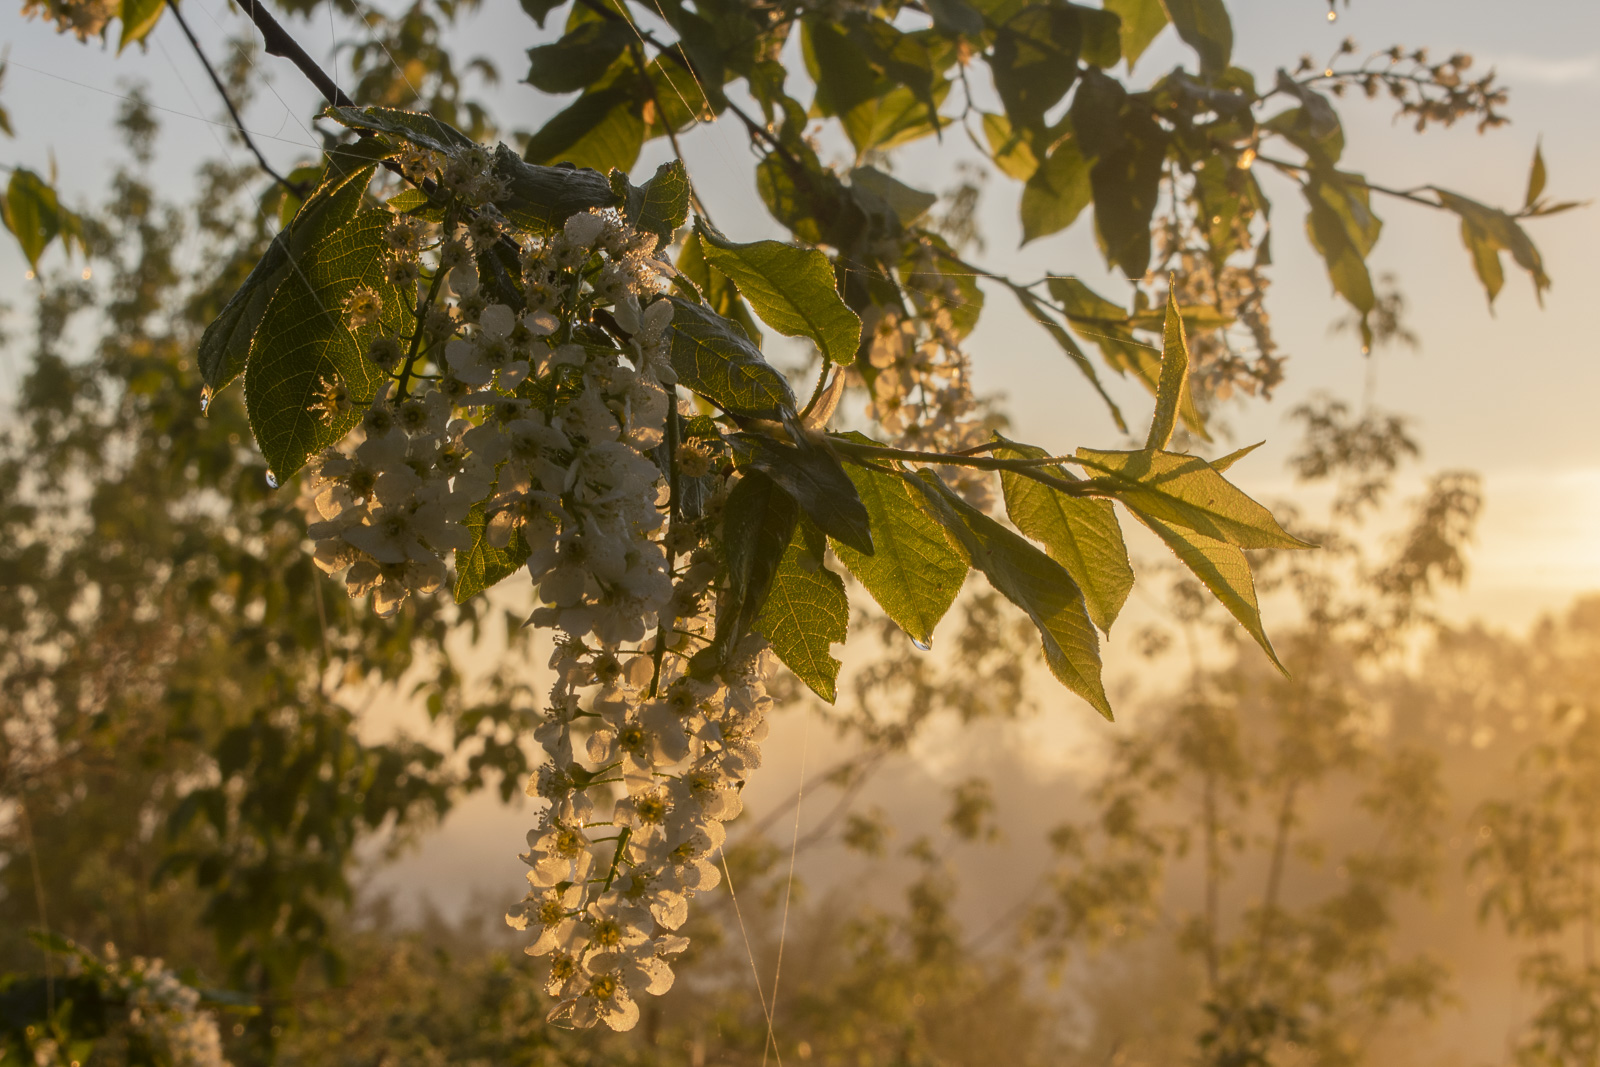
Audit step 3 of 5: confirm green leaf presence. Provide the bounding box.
[993,438,1132,633]
[1074,3,1123,68]
[615,159,690,251]
[1303,171,1381,333]
[492,144,619,235]
[841,82,951,157]
[1047,275,1157,377]
[454,496,532,603]
[519,0,566,27]
[850,165,937,226]
[1020,137,1092,244]
[244,210,410,481]
[522,85,646,174]
[1525,139,1546,209]
[696,221,862,366]
[200,152,383,393]
[804,20,881,120]
[325,105,477,154]
[667,296,797,417]
[1008,283,1127,433]
[831,438,967,646]
[738,432,873,556]
[990,4,1083,133]
[1104,0,1168,69]
[1209,440,1262,472]
[1272,70,1340,145]
[1089,109,1167,278]
[926,0,985,36]
[117,0,165,52]
[524,19,635,93]
[755,518,849,702]
[1146,286,1191,449]
[1047,275,1209,438]
[1,168,61,270]
[982,111,1040,182]
[1432,186,1550,307]
[908,472,1112,719]
[676,232,765,348]
[1076,447,1313,550]
[1160,0,1232,79]
[1142,513,1283,671]
[713,470,800,665]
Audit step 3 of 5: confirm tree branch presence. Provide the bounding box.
[228,0,353,109]
[166,0,303,195]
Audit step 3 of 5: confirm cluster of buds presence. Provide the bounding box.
[1297,42,1508,133]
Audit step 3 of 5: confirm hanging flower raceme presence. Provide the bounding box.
[281,147,779,1028]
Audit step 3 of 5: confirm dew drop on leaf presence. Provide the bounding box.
[200,389,212,415]
[911,637,932,652]
[265,470,280,490]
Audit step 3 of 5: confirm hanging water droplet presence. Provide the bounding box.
[911,637,932,652]
[265,469,280,489]
[199,388,213,415]
[1327,9,1337,21]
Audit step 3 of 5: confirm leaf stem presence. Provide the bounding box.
[602,827,632,890]
[828,438,1103,497]
[396,217,454,400]
[799,356,834,422]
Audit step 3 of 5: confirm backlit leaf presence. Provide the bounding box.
[756,519,849,702]
[325,105,477,154]
[522,86,646,174]
[696,221,862,366]
[245,210,411,480]
[831,437,967,646]
[1105,0,1168,69]
[454,495,532,603]
[615,159,690,251]
[667,296,797,417]
[1160,0,1232,79]
[1021,137,1092,244]
[994,437,1132,633]
[524,19,634,93]
[908,472,1112,719]
[1146,286,1192,450]
[117,0,165,52]
[1076,447,1313,550]
[1138,513,1285,672]
[200,155,382,394]
[738,433,873,555]
[712,470,799,665]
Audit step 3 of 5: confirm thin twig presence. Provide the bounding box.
[166,0,302,195]
[1254,152,1446,212]
[231,0,353,108]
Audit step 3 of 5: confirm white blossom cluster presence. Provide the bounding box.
[41,941,231,1067]
[506,604,776,1031]
[302,199,674,622]
[114,953,231,1067]
[295,182,780,1030]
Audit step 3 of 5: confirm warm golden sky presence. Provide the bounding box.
[3,0,1596,631]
